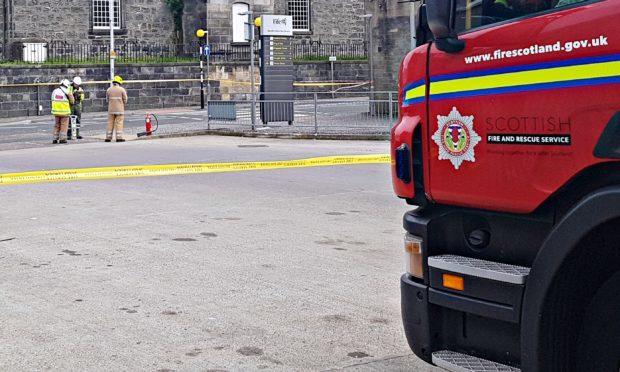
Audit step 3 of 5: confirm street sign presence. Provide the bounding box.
[329,56,337,62]
[203,45,211,57]
[260,15,293,37]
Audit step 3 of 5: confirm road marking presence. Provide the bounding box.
[0,126,40,129]
[0,120,33,127]
[0,154,390,186]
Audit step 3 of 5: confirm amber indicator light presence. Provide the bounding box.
[442,273,465,291]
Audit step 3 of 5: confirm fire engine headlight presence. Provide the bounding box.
[404,234,424,279]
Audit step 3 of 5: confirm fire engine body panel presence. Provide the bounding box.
[392,0,620,371]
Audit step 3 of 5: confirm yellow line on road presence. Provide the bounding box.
[0,154,390,186]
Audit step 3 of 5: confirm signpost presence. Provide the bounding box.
[239,11,256,129]
[329,56,337,98]
[258,15,294,126]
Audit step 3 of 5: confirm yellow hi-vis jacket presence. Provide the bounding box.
[51,87,74,116]
[68,86,85,107]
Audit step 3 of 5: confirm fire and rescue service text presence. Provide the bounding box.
[487,134,571,145]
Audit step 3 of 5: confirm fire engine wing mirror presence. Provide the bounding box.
[426,0,465,53]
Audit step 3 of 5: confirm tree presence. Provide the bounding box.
[165,0,184,42]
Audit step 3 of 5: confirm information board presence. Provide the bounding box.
[259,18,294,125]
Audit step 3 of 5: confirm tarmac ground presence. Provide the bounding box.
[0,135,438,372]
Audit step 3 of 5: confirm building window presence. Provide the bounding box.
[288,0,310,32]
[92,0,121,30]
[232,2,250,43]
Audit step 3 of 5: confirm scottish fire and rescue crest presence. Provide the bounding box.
[432,107,481,170]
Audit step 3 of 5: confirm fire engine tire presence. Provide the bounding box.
[575,270,620,372]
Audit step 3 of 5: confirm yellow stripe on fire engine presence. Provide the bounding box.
[0,154,391,186]
[430,60,620,97]
[404,84,425,102]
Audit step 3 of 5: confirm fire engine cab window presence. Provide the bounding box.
[454,0,585,32]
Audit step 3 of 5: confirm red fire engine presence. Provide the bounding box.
[392,0,620,370]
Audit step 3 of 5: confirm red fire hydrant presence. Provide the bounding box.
[145,114,153,136]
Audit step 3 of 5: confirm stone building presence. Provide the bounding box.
[183,0,366,45]
[1,0,367,58]
[364,0,417,92]
[1,0,178,45]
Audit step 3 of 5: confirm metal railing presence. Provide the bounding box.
[0,85,395,140]
[292,43,367,60]
[105,91,396,139]
[192,90,396,136]
[2,41,367,64]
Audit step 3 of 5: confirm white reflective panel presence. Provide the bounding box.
[232,2,250,43]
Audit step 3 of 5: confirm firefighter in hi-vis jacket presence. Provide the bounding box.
[51,79,75,144]
[68,76,85,139]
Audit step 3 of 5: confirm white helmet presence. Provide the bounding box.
[60,79,70,87]
[73,76,82,85]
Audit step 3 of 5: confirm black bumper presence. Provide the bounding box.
[400,205,556,367]
[401,274,433,363]
[401,273,522,366]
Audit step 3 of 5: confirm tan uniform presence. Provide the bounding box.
[106,84,128,140]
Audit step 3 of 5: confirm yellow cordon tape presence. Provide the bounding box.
[0,154,391,186]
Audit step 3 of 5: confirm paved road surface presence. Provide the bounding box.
[0,136,439,372]
[0,99,393,151]
[0,109,209,151]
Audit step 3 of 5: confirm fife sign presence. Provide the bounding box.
[261,15,293,37]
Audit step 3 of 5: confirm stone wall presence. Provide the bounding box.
[0,1,5,57]
[274,0,366,44]
[6,0,177,44]
[3,0,367,52]
[124,0,178,43]
[0,64,201,118]
[183,0,366,46]
[0,60,368,118]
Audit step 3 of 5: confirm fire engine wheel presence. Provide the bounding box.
[575,270,620,372]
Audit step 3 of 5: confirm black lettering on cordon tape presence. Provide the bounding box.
[487,134,571,146]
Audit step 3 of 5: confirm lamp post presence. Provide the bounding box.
[362,14,374,108]
[239,11,256,130]
[109,0,115,86]
[410,2,418,49]
[196,28,206,109]
[205,1,211,106]
[206,30,211,106]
